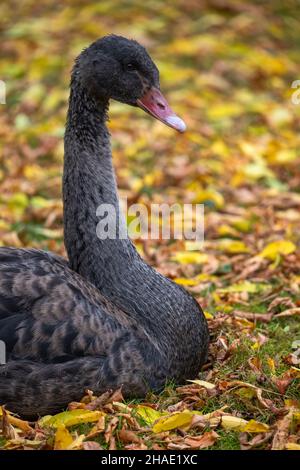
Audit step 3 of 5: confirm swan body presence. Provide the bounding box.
[0,35,209,416]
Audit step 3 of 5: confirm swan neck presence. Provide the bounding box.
[63,82,132,287]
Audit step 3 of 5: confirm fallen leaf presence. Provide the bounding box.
[135,405,163,425]
[152,411,195,433]
[187,379,216,390]
[39,409,105,428]
[83,441,102,450]
[118,429,141,444]
[221,415,248,431]
[258,240,296,261]
[54,425,73,450]
[242,419,270,433]
[271,409,294,450]
[183,431,219,449]
[172,252,208,265]
[285,443,300,450]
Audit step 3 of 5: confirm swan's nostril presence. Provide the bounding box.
[157,102,165,110]
[137,87,185,132]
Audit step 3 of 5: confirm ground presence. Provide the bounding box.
[0,0,300,450]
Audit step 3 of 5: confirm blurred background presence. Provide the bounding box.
[0,0,300,301]
[2,1,300,447]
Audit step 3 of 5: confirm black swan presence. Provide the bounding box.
[0,35,209,417]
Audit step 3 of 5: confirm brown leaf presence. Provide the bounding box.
[232,310,273,323]
[118,429,141,444]
[248,356,262,374]
[271,409,294,450]
[104,416,119,447]
[86,416,106,439]
[268,297,296,313]
[273,369,298,394]
[256,388,283,415]
[184,431,219,449]
[108,387,124,404]
[240,432,273,450]
[85,390,114,410]
[109,435,116,450]
[1,407,18,440]
[83,441,102,450]
[68,402,86,411]
[276,308,300,318]
[125,443,148,450]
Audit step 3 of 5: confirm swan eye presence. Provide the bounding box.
[126,63,136,71]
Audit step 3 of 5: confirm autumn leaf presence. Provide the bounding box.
[54,425,73,450]
[187,379,216,390]
[219,281,269,294]
[285,443,300,450]
[242,420,270,433]
[220,416,248,431]
[152,411,195,433]
[183,431,219,449]
[216,239,250,254]
[135,405,163,426]
[258,240,296,261]
[39,409,105,428]
[171,252,208,265]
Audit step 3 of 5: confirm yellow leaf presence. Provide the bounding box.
[231,219,252,233]
[192,189,224,209]
[242,419,270,433]
[219,281,269,294]
[24,164,45,181]
[7,193,29,216]
[291,367,300,377]
[208,103,242,120]
[0,407,33,432]
[0,219,10,231]
[285,443,300,450]
[216,239,250,254]
[221,415,248,431]
[258,240,296,261]
[292,411,300,423]
[31,196,58,209]
[187,379,215,390]
[267,357,276,374]
[284,399,300,409]
[244,160,274,181]
[39,409,105,428]
[152,411,195,433]
[234,387,257,400]
[271,149,297,165]
[54,425,73,450]
[210,140,230,158]
[135,406,163,426]
[217,224,239,237]
[172,252,208,265]
[174,277,200,286]
[174,273,216,286]
[204,311,214,320]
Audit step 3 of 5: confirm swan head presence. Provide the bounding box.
[74,35,186,133]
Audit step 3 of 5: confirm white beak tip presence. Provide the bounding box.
[165,115,187,133]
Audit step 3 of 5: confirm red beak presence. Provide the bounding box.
[137,87,186,133]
